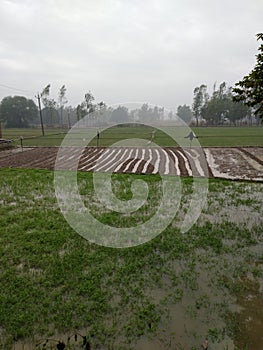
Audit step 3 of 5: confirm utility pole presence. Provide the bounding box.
[67,111,71,129]
[36,93,45,136]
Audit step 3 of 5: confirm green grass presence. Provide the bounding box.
[192,126,263,147]
[1,128,67,139]
[0,168,262,349]
[2,126,263,147]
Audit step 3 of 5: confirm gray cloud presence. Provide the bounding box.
[0,0,262,110]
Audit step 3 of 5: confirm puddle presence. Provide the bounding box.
[231,272,263,350]
[199,205,262,229]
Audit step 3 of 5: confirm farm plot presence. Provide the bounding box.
[204,147,263,181]
[0,146,262,181]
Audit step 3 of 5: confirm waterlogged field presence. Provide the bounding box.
[2,126,263,147]
[0,169,262,350]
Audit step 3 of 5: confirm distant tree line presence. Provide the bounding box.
[176,85,250,126]
[0,86,259,129]
[0,86,171,128]
[190,82,253,126]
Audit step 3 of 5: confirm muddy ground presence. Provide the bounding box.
[0,146,262,181]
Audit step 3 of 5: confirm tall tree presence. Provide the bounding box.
[76,104,84,121]
[138,103,150,122]
[84,92,95,114]
[96,101,109,125]
[41,84,58,125]
[232,33,263,121]
[58,85,67,125]
[201,83,250,125]
[110,106,130,123]
[192,84,208,126]
[0,96,38,128]
[201,82,228,125]
[226,90,250,126]
[47,98,58,125]
[177,105,193,124]
[137,104,162,122]
[40,84,51,107]
[76,92,99,124]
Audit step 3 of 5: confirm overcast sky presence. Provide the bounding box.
[0,0,262,111]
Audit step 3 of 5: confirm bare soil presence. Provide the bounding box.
[0,146,262,181]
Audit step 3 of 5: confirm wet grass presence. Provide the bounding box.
[0,169,262,349]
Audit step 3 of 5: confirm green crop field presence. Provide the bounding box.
[192,126,263,147]
[2,126,263,147]
[0,168,262,349]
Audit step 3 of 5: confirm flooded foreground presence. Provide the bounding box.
[0,171,262,350]
[9,242,263,350]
